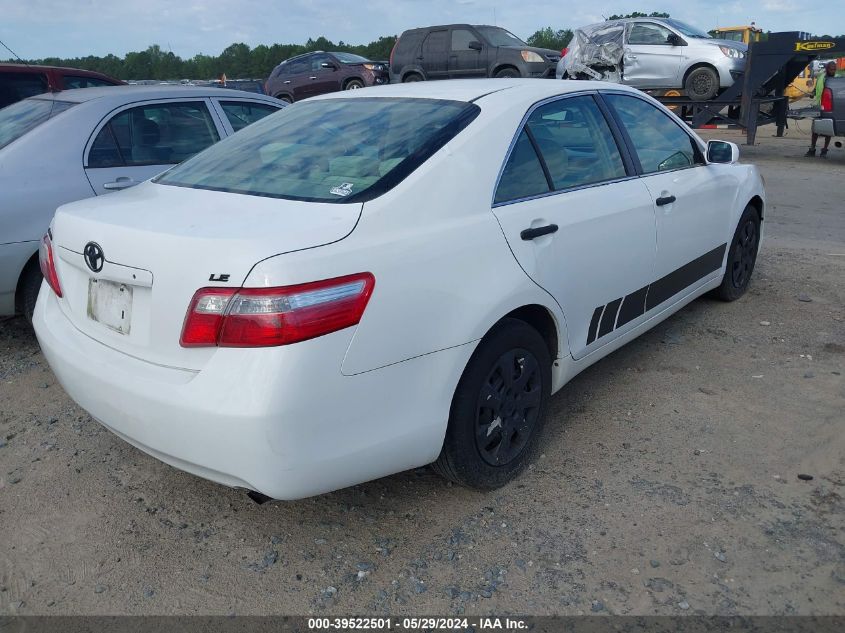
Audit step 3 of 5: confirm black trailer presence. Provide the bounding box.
[656,32,845,144]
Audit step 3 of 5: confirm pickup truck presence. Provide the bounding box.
[812,75,845,138]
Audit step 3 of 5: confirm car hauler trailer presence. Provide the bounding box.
[655,32,845,144]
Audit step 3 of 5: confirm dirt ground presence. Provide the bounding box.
[0,124,843,617]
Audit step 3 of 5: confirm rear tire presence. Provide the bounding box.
[403,73,423,82]
[432,318,551,489]
[685,66,719,101]
[276,94,293,103]
[714,205,760,301]
[494,67,520,79]
[17,262,42,325]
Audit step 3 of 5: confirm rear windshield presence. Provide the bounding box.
[0,98,75,151]
[155,97,480,203]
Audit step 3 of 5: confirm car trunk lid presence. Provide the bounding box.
[50,181,361,370]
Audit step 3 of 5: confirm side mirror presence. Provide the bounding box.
[468,41,483,51]
[667,33,687,46]
[321,62,338,70]
[707,140,739,163]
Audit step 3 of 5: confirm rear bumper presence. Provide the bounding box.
[34,287,472,499]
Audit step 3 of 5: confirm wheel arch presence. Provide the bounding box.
[401,68,425,82]
[499,304,560,363]
[342,76,365,89]
[491,63,521,78]
[682,62,719,88]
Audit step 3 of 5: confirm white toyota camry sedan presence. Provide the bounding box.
[34,79,765,500]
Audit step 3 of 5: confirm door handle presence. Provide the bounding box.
[103,177,136,191]
[283,80,291,84]
[520,224,558,240]
[656,195,676,206]
[627,54,638,60]
[309,76,317,80]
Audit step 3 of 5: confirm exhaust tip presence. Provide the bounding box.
[247,490,273,505]
[835,141,843,148]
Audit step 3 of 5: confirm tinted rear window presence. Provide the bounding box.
[0,98,75,151]
[0,71,49,108]
[156,97,480,203]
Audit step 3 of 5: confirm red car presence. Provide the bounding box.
[0,64,124,109]
[264,51,389,102]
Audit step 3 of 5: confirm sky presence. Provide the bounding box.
[0,0,839,60]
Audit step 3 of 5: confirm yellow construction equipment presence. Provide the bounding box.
[711,25,815,101]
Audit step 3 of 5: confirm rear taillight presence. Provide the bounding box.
[38,232,62,298]
[180,273,375,348]
[821,87,833,112]
[561,47,569,57]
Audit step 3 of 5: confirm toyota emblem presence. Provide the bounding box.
[83,242,105,273]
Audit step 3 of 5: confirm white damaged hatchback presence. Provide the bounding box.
[34,79,765,500]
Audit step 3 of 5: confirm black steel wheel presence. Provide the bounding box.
[475,348,543,466]
[714,204,760,301]
[432,318,551,489]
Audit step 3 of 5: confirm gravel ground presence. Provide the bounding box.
[0,125,843,617]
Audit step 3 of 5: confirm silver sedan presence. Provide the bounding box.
[0,85,284,319]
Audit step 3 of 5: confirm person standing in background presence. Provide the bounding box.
[805,61,837,158]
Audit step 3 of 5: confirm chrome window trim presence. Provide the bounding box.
[492,174,640,209]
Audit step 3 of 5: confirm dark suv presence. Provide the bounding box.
[389,24,560,83]
[0,64,123,109]
[265,51,389,102]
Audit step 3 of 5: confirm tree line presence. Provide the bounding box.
[3,27,576,81]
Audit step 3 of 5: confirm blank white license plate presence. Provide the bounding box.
[88,279,133,335]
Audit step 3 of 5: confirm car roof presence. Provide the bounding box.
[27,84,282,105]
[310,78,642,106]
[402,24,505,33]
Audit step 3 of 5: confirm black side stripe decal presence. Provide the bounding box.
[598,297,622,339]
[616,285,649,329]
[586,243,727,347]
[586,306,604,345]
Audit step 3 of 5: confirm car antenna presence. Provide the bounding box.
[0,37,28,64]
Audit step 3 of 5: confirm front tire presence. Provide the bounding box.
[403,73,423,82]
[432,318,551,489]
[714,205,760,301]
[685,66,719,101]
[344,78,364,90]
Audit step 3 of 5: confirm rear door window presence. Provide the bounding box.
[423,30,449,56]
[87,101,219,168]
[156,97,480,203]
[219,101,280,132]
[494,131,550,204]
[525,96,626,190]
[0,72,49,108]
